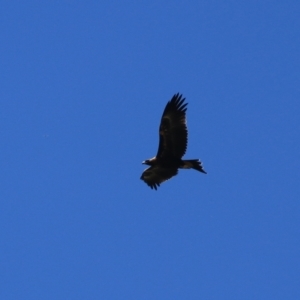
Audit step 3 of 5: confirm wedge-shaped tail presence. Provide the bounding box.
[181,159,207,174]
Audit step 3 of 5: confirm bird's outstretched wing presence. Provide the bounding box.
[156,93,188,159]
[140,166,178,190]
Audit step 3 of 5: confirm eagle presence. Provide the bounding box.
[140,93,206,190]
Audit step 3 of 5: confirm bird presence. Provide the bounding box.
[140,93,206,190]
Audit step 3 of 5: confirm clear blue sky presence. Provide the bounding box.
[1,1,299,299]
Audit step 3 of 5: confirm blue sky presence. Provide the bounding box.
[1,1,300,299]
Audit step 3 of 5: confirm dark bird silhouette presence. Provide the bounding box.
[140,93,206,190]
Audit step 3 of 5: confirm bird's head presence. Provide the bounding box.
[142,157,156,166]
[142,159,151,165]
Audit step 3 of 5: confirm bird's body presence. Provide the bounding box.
[140,93,206,190]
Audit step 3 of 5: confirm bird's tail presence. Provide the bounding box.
[181,159,207,174]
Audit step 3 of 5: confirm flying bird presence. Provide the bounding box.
[140,93,206,190]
